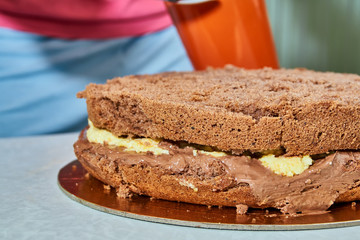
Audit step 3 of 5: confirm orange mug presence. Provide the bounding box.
[165,0,279,70]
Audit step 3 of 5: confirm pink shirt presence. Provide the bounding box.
[0,0,172,39]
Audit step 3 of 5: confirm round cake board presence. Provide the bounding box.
[58,160,360,231]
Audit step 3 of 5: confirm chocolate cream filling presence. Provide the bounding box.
[74,129,360,215]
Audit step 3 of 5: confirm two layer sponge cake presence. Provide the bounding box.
[74,66,360,215]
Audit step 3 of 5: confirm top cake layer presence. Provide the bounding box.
[78,66,360,156]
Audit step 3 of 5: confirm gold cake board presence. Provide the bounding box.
[58,160,360,230]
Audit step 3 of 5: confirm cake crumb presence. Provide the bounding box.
[103,184,111,194]
[72,165,77,171]
[251,218,257,223]
[84,172,90,179]
[236,204,248,215]
[116,185,132,198]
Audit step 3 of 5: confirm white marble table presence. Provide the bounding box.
[1,132,360,239]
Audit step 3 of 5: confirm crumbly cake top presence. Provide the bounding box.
[80,66,360,120]
[78,66,360,156]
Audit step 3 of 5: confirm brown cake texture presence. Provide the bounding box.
[74,66,360,215]
[78,66,360,156]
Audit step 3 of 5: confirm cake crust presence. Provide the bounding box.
[78,66,360,156]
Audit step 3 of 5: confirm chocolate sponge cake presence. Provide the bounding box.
[74,66,360,215]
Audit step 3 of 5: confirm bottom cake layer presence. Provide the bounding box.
[74,128,360,215]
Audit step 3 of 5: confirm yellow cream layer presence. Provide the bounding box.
[87,120,313,176]
[87,120,169,155]
[260,154,313,177]
[87,120,227,157]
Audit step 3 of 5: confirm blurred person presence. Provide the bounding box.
[0,0,193,137]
